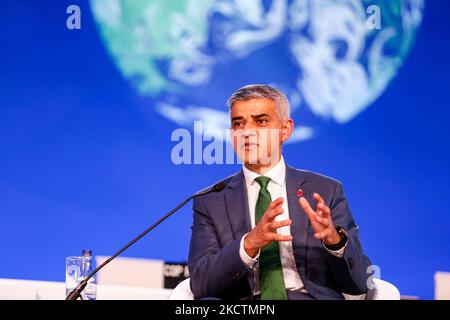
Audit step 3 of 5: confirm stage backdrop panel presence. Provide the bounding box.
[0,1,449,299]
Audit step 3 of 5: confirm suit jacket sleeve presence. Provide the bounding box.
[188,196,250,299]
[325,182,373,295]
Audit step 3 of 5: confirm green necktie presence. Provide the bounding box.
[254,176,287,300]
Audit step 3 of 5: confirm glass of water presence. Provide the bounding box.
[65,256,83,299]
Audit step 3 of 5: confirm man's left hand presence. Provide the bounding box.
[298,193,341,246]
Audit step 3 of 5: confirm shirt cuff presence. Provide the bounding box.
[239,233,260,270]
[322,238,348,258]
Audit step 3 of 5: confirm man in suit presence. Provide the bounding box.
[188,84,372,300]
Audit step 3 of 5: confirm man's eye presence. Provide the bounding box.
[257,119,268,124]
[233,122,244,128]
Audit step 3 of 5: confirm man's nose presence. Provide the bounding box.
[237,126,258,140]
[243,127,257,137]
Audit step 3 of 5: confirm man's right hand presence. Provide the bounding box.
[244,197,293,258]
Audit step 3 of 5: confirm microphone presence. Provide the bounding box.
[195,181,225,196]
[66,181,226,300]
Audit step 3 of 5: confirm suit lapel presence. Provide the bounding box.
[285,165,309,278]
[224,170,251,239]
[223,170,254,293]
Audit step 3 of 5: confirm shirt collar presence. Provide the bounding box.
[242,156,286,188]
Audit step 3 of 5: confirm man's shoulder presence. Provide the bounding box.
[195,171,239,194]
[195,166,344,193]
[192,171,240,208]
[287,165,343,189]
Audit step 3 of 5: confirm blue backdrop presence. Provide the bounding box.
[0,1,449,299]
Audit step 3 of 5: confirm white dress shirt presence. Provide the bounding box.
[238,157,346,295]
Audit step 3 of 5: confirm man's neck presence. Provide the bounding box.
[244,155,283,175]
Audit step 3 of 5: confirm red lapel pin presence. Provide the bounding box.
[297,189,303,197]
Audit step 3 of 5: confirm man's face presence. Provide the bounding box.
[230,98,292,166]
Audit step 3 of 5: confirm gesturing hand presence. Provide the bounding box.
[244,197,293,258]
[299,193,341,246]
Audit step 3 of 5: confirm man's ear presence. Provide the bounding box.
[281,119,294,143]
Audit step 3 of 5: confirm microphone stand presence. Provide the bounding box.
[66,182,225,300]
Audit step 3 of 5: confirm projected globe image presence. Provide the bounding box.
[90,0,424,142]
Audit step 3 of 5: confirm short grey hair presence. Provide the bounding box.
[226,84,291,121]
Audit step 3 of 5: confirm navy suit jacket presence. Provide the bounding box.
[188,164,372,300]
